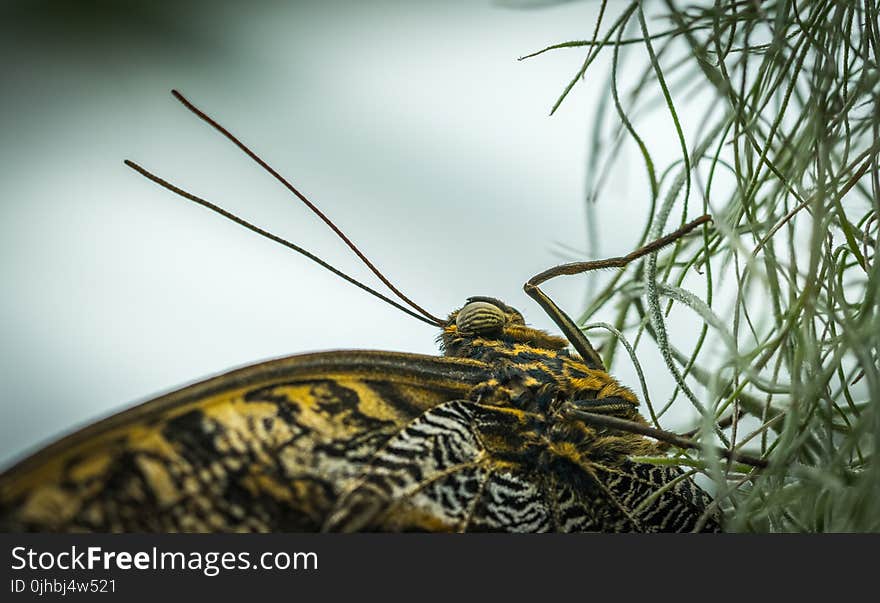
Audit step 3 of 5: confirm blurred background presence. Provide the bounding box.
[1,0,698,466]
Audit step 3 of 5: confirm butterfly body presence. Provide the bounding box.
[0,298,720,532]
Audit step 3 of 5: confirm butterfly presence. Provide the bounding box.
[0,91,734,533]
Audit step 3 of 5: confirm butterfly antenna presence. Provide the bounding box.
[170,89,444,326]
[124,159,439,327]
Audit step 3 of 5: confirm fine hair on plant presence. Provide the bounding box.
[521,0,879,532]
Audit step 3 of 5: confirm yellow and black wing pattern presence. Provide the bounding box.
[0,351,486,532]
[0,300,721,533]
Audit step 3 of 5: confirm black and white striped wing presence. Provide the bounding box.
[324,400,721,533]
[323,400,554,532]
[588,460,722,532]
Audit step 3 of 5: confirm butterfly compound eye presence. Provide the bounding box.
[456,300,506,335]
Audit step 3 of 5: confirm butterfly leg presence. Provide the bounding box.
[523,281,605,370]
[523,215,711,371]
[571,397,638,417]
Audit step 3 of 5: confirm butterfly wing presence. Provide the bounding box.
[0,350,490,532]
[324,401,721,533]
[581,460,720,532]
[325,400,586,533]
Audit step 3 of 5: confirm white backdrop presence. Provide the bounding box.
[0,0,702,466]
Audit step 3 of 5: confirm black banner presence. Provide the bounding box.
[1,534,875,600]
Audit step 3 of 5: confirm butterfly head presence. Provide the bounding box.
[439,296,569,355]
[452,296,523,334]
